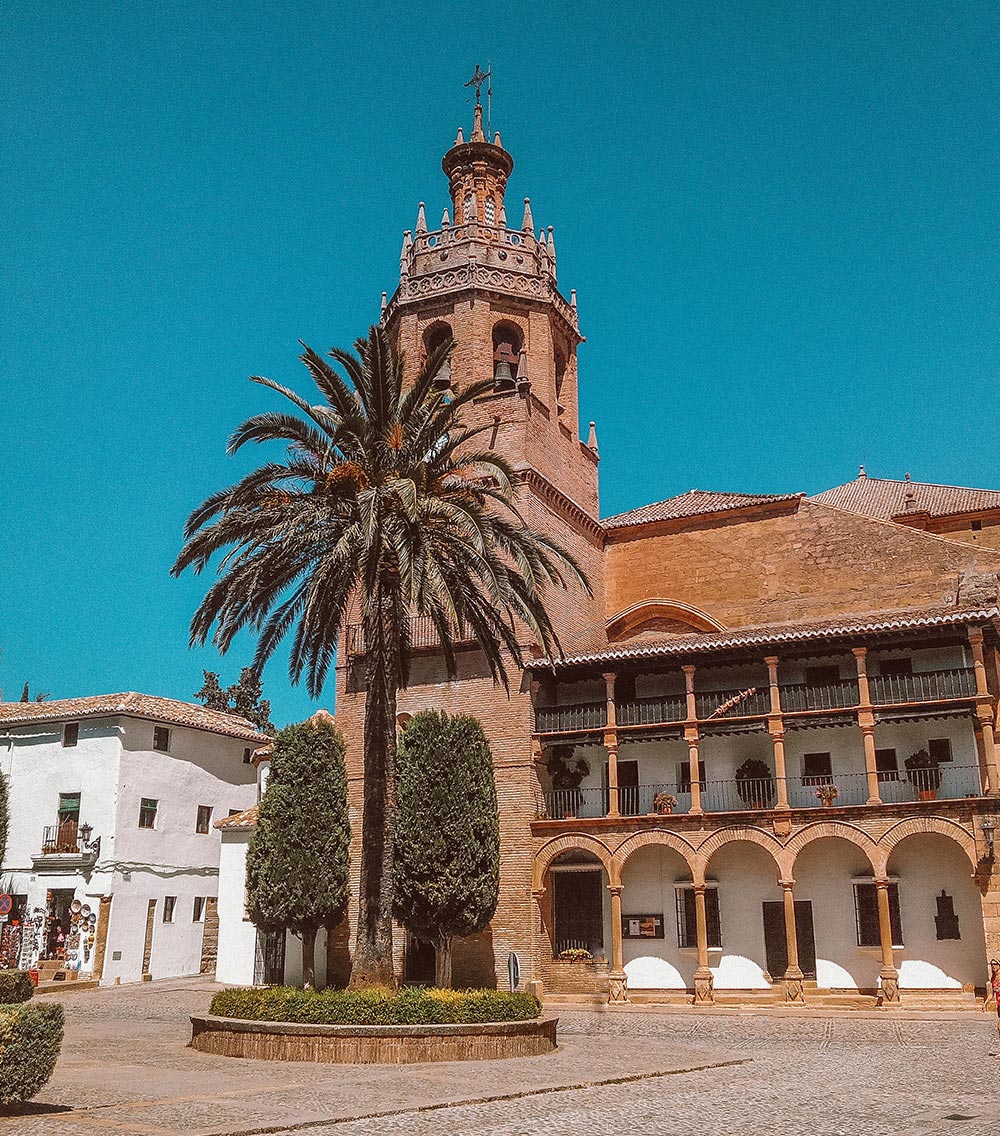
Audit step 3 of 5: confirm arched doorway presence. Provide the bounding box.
[886,832,987,990]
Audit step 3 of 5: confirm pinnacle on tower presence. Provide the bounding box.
[441,207,451,227]
[587,421,599,455]
[471,102,486,142]
[547,226,557,278]
[522,197,534,232]
[454,127,465,145]
[415,202,427,233]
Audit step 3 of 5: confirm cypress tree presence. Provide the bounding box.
[245,718,349,988]
[0,772,8,868]
[393,711,500,988]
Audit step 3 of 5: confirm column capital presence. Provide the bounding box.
[681,663,697,675]
[873,877,891,890]
[764,654,780,666]
[968,624,985,645]
[860,722,876,737]
[852,646,868,659]
[691,882,708,895]
[607,884,624,897]
[531,887,546,902]
[602,670,618,683]
[779,877,795,891]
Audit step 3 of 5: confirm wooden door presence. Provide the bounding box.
[616,760,640,816]
[762,900,816,980]
[553,870,604,954]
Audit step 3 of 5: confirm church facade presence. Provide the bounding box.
[236,102,1000,1007]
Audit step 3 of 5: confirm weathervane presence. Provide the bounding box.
[464,63,493,133]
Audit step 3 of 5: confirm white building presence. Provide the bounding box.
[0,693,266,985]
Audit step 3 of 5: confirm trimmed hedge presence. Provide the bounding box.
[0,972,33,1005]
[210,986,541,1026]
[0,1002,64,1104]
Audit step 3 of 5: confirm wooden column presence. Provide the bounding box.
[853,647,882,805]
[692,884,714,1003]
[765,655,789,809]
[875,879,900,1004]
[780,879,805,1002]
[968,627,1000,796]
[607,884,628,1003]
[603,672,620,816]
[683,666,703,815]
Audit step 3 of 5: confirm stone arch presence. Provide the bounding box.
[876,816,978,877]
[532,833,614,891]
[606,599,726,642]
[785,821,880,876]
[693,825,785,885]
[613,829,699,885]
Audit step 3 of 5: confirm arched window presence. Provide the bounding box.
[484,196,495,226]
[492,321,522,392]
[423,323,453,389]
[463,193,475,223]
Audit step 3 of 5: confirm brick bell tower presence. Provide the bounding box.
[380,93,605,651]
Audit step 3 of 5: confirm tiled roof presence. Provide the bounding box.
[603,490,803,530]
[0,692,271,743]
[215,804,259,831]
[533,605,998,670]
[811,476,1000,520]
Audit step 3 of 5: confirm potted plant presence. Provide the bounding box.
[558,947,593,962]
[905,749,941,801]
[735,758,775,809]
[815,784,839,807]
[545,745,591,818]
[653,791,677,815]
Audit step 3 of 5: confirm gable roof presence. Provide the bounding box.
[603,490,803,530]
[812,475,1000,520]
[0,692,270,744]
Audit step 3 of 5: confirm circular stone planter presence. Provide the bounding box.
[190,1014,558,1064]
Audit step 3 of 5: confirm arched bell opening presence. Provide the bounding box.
[492,321,523,392]
[423,322,453,389]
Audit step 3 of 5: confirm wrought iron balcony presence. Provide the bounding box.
[868,668,976,705]
[779,678,859,712]
[695,686,771,720]
[40,821,95,857]
[533,702,607,734]
[617,695,687,727]
[345,616,475,657]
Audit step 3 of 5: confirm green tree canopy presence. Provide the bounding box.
[245,718,350,987]
[194,667,275,734]
[394,711,500,987]
[173,325,588,986]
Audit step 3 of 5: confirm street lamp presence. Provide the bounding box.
[981,817,996,862]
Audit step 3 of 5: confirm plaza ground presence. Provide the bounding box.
[3,977,997,1135]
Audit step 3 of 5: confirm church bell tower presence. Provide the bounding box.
[380,88,604,648]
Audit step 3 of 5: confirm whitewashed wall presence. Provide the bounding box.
[216,833,256,986]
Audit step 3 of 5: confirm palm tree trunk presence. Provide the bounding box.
[351,591,399,988]
[301,926,316,990]
[434,936,453,989]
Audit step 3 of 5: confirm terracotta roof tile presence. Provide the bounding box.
[811,476,1000,520]
[0,692,271,744]
[533,605,997,670]
[215,804,259,830]
[603,490,803,530]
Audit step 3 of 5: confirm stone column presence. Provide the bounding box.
[682,666,703,814]
[969,627,1000,796]
[853,647,882,805]
[874,879,900,1004]
[765,656,789,809]
[607,884,629,1003]
[92,895,113,983]
[780,879,805,1002]
[529,888,547,1001]
[692,884,714,1003]
[603,673,620,816]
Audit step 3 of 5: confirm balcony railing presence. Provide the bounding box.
[345,616,475,656]
[41,822,83,855]
[533,702,607,734]
[695,687,771,720]
[869,668,976,705]
[618,695,687,727]
[779,678,859,712]
[535,766,987,821]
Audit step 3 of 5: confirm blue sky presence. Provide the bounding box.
[2,2,998,725]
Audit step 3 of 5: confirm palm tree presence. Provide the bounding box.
[172,325,589,986]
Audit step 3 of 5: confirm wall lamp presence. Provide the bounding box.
[981,817,996,862]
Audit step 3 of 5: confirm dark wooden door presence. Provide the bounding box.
[553,870,604,954]
[254,928,286,986]
[762,900,816,979]
[612,760,640,816]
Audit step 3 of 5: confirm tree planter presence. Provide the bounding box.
[189,1014,557,1064]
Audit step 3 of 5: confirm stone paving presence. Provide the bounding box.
[3,977,997,1135]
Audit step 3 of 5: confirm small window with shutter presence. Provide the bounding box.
[675,886,721,948]
[854,882,903,947]
[934,891,960,940]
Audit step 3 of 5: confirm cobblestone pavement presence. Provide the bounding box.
[4,978,998,1135]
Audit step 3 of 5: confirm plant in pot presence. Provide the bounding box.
[815,783,839,807]
[735,758,775,810]
[545,745,591,818]
[558,947,593,962]
[652,791,678,815]
[905,749,941,801]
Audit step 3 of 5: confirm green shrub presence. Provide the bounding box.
[0,972,33,1005]
[0,1002,64,1104]
[210,986,541,1026]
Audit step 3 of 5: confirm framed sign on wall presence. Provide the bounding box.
[623,913,665,939]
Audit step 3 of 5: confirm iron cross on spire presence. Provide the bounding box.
[464,64,492,104]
